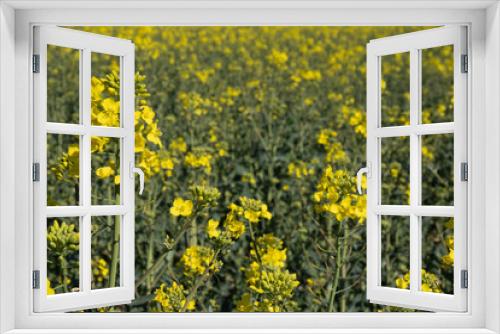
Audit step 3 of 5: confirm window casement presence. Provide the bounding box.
[32,26,139,312]
[362,25,468,312]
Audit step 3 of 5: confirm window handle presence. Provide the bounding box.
[130,162,145,195]
[356,163,371,195]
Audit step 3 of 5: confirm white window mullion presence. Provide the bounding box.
[409,49,422,292]
[121,49,135,292]
[80,48,92,294]
[365,44,380,295]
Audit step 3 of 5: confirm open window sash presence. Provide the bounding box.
[33,26,136,312]
[365,26,468,312]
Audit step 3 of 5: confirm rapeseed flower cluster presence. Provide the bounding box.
[92,258,110,286]
[178,91,222,116]
[181,246,221,277]
[317,129,348,164]
[49,143,80,182]
[313,166,366,223]
[395,269,443,293]
[441,236,454,267]
[237,234,300,312]
[154,282,196,312]
[235,196,272,224]
[184,150,213,174]
[47,220,79,254]
[288,161,315,179]
[206,207,246,242]
[46,220,79,294]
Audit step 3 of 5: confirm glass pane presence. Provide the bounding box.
[381,136,410,205]
[91,137,121,205]
[91,53,121,127]
[421,133,454,206]
[421,217,454,294]
[91,216,121,289]
[380,52,410,127]
[47,45,80,124]
[47,217,80,295]
[47,134,80,206]
[381,216,410,289]
[421,45,454,124]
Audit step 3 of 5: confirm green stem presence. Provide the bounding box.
[59,255,69,293]
[145,185,157,291]
[135,216,195,289]
[328,245,341,311]
[340,224,350,312]
[109,154,121,288]
[109,215,120,288]
[189,216,197,246]
[181,249,221,312]
[328,221,348,312]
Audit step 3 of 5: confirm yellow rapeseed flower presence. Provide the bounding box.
[267,49,289,67]
[261,247,287,269]
[46,279,55,295]
[224,211,246,239]
[141,106,156,125]
[206,219,221,239]
[169,137,188,153]
[238,196,272,224]
[442,236,454,267]
[96,166,115,179]
[181,246,220,276]
[170,197,193,217]
[185,151,212,174]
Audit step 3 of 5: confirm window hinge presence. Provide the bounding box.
[32,270,40,289]
[32,54,40,73]
[32,162,40,182]
[461,162,468,182]
[461,270,468,289]
[461,54,468,73]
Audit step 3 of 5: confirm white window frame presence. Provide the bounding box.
[32,26,136,312]
[366,26,468,312]
[0,1,499,333]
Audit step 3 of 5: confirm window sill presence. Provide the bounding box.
[3,329,497,334]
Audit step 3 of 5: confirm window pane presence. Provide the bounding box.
[381,216,410,289]
[381,136,410,205]
[421,217,454,294]
[91,137,121,205]
[380,52,410,127]
[47,134,80,206]
[421,45,454,124]
[421,133,454,206]
[91,53,121,127]
[47,217,80,295]
[91,216,121,289]
[47,45,80,124]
